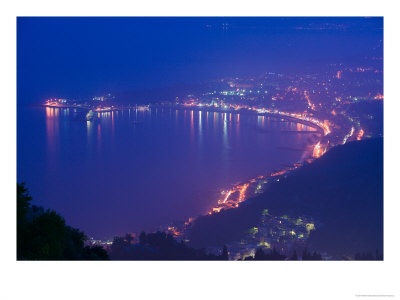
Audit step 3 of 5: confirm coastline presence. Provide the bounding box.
[35,101,376,259]
[39,103,331,241]
[153,105,328,240]
[169,105,327,135]
[41,102,329,135]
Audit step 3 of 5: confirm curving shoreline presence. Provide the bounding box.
[170,105,329,136]
[41,102,330,137]
[41,103,332,239]
[155,105,332,238]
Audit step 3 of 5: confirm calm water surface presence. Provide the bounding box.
[18,106,316,238]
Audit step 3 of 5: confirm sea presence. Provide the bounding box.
[17,105,318,239]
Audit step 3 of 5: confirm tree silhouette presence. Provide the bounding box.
[289,250,298,260]
[222,245,229,260]
[354,251,380,261]
[110,231,229,260]
[17,183,32,258]
[250,247,286,260]
[17,183,108,260]
[254,248,265,260]
[83,245,109,260]
[302,248,322,260]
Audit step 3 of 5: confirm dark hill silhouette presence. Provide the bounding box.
[189,138,383,259]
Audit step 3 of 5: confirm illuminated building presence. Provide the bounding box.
[92,96,105,101]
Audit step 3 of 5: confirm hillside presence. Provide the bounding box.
[188,138,383,259]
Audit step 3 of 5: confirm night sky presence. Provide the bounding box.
[17,17,383,103]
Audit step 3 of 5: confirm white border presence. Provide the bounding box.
[1,0,399,299]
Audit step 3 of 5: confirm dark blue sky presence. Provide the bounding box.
[17,17,383,103]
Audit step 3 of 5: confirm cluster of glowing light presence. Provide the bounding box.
[94,106,113,112]
[136,105,150,111]
[167,226,183,237]
[209,208,219,215]
[304,90,316,111]
[209,182,252,215]
[45,100,60,106]
[181,102,333,137]
[270,170,287,177]
[207,164,305,216]
[305,223,315,234]
[256,108,267,114]
[289,113,303,118]
[262,209,270,216]
[266,109,330,135]
[342,126,355,144]
[183,102,196,107]
[312,141,326,158]
[222,190,232,204]
[254,183,263,194]
[92,96,105,101]
[374,93,384,100]
[295,218,303,226]
[357,129,364,141]
[249,227,259,235]
[258,241,271,248]
[44,98,71,107]
[184,217,194,226]
[238,183,249,202]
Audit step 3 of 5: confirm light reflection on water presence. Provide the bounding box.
[20,106,316,238]
[45,107,59,166]
[198,111,203,148]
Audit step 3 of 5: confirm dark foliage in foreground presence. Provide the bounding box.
[243,247,323,261]
[17,183,108,260]
[110,232,229,260]
[244,247,287,261]
[354,250,383,261]
[301,248,322,261]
